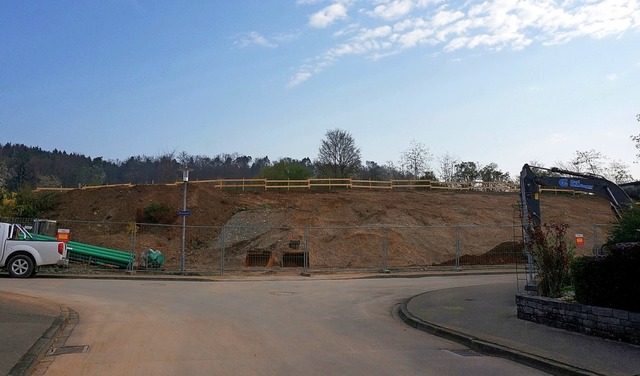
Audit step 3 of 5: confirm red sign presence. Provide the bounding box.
[57,228,70,243]
[575,234,585,246]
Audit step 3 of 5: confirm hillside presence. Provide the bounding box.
[41,185,615,272]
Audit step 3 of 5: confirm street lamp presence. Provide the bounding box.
[179,168,193,274]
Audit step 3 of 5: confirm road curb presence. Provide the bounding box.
[35,269,516,282]
[398,295,604,376]
[7,305,70,376]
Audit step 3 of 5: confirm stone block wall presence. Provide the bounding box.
[516,294,640,345]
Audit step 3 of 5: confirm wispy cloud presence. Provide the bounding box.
[234,32,277,48]
[286,71,313,88]
[369,0,416,20]
[287,0,640,87]
[309,3,349,28]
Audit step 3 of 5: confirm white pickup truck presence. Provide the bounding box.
[0,222,68,278]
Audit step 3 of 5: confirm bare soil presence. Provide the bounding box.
[41,184,616,270]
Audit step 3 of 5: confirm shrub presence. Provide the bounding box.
[571,246,640,312]
[528,221,574,298]
[605,206,640,245]
[571,206,640,312]
[0,189,57,218]
[571,256,610,307]
[136,202,174,224]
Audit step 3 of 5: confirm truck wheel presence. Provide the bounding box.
[7,255,35,278]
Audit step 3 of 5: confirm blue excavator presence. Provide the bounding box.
[518,164,635,291]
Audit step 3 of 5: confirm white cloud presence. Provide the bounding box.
[289,0,640,86]
[309,3,349,28]
[273,32,301,43]
[370,0,415,20]
[398,27,435,48]
[235,32,277,48]
[287,71,313,88]
[431,9,464,28]
[356,25,393,40]
[607,73,619,80]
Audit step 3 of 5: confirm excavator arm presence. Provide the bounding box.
[519,164,634,292]
[520,164,634,229]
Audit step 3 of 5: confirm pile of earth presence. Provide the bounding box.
[40,183,616,271]
[436,241,524,266]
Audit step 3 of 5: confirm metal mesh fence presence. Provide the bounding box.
[0,217,616,275]
[385,226,457,270]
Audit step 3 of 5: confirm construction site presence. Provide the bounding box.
[21,181,616,275]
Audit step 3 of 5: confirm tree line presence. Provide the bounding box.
[1,118,638,193]
[0,134,510,192]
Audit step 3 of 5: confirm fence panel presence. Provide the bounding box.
[217,226,304,272]
[457,225,521,268]
[132,223,223,274]
[51,220,135,270]
[592,224,614,255]
[305,226,385,271]
[385,226,457,270]
[2,218,618,275]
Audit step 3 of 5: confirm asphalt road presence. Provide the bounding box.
[1,274,548,376]
[0,292,61,376]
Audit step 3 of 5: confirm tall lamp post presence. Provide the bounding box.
[179,168,192,274]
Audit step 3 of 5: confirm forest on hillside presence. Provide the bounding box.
[0,143,285,190]
[0,137,512,191]
[0,122,634,192]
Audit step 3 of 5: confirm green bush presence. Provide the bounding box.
[606,206,640,245]
[571,206,640,312]
[0,189,57,218]
[571,247,640,312]
[571,256,610,307]
[137,202,174,224]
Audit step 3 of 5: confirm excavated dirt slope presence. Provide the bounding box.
[41,184,616,270]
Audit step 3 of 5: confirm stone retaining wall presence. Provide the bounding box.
[516,294,640,345]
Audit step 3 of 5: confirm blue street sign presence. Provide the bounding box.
[177,210,192,216]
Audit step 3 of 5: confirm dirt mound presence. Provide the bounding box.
[437,241,524,266]
[41,184,616,271]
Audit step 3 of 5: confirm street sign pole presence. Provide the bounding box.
[179,168,192,274]
[181,180,187,274]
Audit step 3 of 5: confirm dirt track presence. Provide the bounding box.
[42,185,615,270]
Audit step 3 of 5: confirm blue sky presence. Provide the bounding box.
[1,0,639,179]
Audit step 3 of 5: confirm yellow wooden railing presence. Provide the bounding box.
[34,178,594,195]
[35,178,526,192]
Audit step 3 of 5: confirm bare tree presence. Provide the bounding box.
[316,129,361,178]
[605,160,634,184]
[177,151,192,168]
[399,139,432,178]
[556,150,607,175]
[437,152,459,181]
[556,150,634,183]
[632,113,640,159]
[155,151,179,183]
